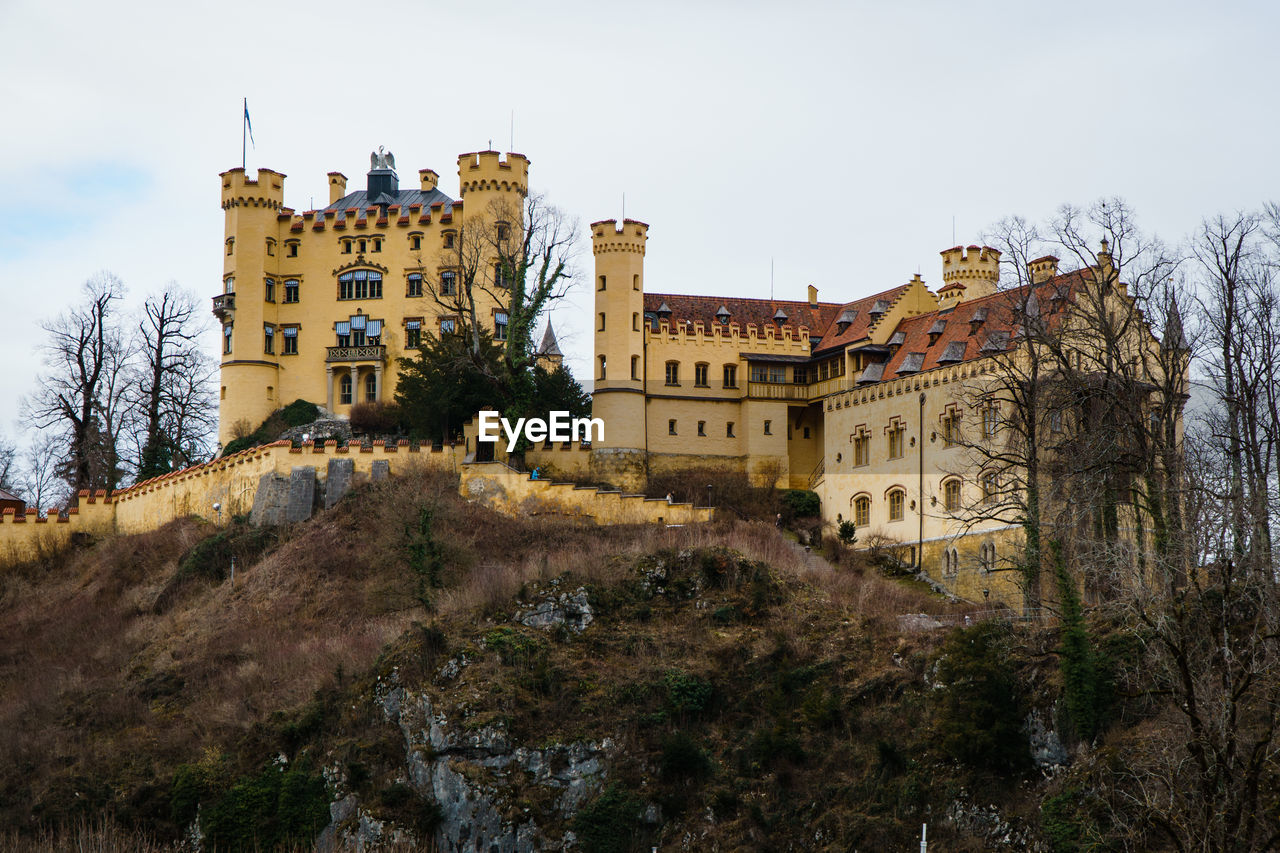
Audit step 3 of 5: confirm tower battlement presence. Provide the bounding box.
[940,244,1000,302]
[457,151,529,196]
[591,219,649,255]
[220,167,285,210]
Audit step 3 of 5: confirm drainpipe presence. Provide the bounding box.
[918,392,926,570]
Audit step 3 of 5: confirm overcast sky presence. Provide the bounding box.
[2,0,1277,447]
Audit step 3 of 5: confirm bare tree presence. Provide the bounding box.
[0,438,17,493]
[22,273,128,497]
[19,431,69,514]
[129,288,215,479]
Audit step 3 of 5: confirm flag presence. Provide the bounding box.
[243,99,255,149]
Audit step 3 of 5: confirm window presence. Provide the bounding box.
[983,406,999,438]
[358,239,366,253]
[496,223,510,242]
[494,311,509,341]
[943,547,959,578]
[410,234,422,251]
[942,411,960,447]
[668,419,677,435]
[365,373,377,402]
[339,374,352,405]
[440,318,456,334]
[338,270,382,300]
[405,320,421,349]
[495,263,512,288]
[282,326,298,355]
[224,276,234,294]
[853,496,870,527]
[982,472,998,504]
[444,232,455,249]
[263,324,274,355]
[223,324,233,354]
[598,275,607,291]
[284,279,300,303]
[749,364,786,383]
[723,365,737,388]
[265,238,275,256]
[373,238,382,253]
[726,422,735,438]
[694,363,709,387]
[697,420,706,436]
[407,274,423,297]
[793,366,809,384]
[225,237,234,256]
[342,239,353,254]
[763,420,772,435]
[286,241,298,258]
[264,278,275,303]
[632,312,639,331]
[803,426,811,439]
[888,422,905,459]
[440,271,456,296]
[598,312,606,332]
[598,355,607,379]
[631,355,639,380]
[633,274,640,291]
[888,489,905,521]
[1049,409,1063,433]
[980,542,997,574]
[853,432,869,466]
[665,361,679,386]
[944,479,962,511]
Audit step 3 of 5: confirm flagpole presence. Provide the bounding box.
[242,97,247,170]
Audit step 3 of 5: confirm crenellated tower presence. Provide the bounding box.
[217,167,285,445]
[938,244,1001,307]
[591,219,648,453]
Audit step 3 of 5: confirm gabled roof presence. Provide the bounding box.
[874,271,1089,382]
[642,293,842,333]
[323,186,454,215]
[0,488,22,503]
[811,284,913,354]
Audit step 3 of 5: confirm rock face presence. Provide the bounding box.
[279,419,352,444]
[324,459,354,509]
[1024,709,1068,769]
[361,674,612,852]
[515,584,594,633]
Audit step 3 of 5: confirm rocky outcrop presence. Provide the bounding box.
[515,581,594,633]
[347,673,612,852]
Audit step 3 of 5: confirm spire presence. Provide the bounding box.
[1164,299,1189,352]
[535,320,563,357]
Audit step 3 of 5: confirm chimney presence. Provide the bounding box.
[1028,255,1059,284]
[419,169,439,192]
[327,172,347,205]
[808,284,818,307]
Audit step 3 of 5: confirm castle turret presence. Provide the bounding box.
[217,168,286,445]
[591,218,648,454]
[939,244,1001,307]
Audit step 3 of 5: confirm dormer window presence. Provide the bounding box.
[773,308,788,325]
[716,305,731,324]
[927,318,947,346]
[969,307,988,335]
[835,308,857,334]
[869,299,889,316]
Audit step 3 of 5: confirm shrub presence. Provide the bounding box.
[349,401,401,436]
[931,622,1028,773]
[278,399,320,428]
[646,465,779,521]
[572,784,643,853]
[660,731,712,781]
[663,670,713,717]
[220,399,320,456]
[837,520,858,545]
[780,489,820,520]
[201,765,329,852]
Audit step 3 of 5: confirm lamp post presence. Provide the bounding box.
[706,484,713,509]
[918,392,925,570]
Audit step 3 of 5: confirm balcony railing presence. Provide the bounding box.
[808,376,849,399]
[326,345,387,363]
[746,382,810,401]
[211,293,235,319]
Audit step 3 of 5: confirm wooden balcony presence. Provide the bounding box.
[747,382,810,401]
[326,345,387,363]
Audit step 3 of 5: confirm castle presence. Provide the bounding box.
[214,150,1183,608]
[215,149,559,446]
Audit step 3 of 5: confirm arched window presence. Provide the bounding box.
[944,478,962,511]
[694,363,709,387]
[853,495,870,527]
[888,488,905,521]
[339,374,353,405]
[981,472,999,504]
[630,355,639,380]
[665,361,680,386]
[598,355,607,380]
[365,373,377,402]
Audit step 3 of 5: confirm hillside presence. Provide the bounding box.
[0,467,1251,851]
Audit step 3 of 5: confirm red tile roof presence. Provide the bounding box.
[877,271,1087,382]
[643,293,843,334]
[811,285,914,353]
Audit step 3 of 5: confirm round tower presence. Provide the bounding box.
[590,218,648,452]
[456,151,529,239]
[217,167,285,446]
[938,244,1001,307]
